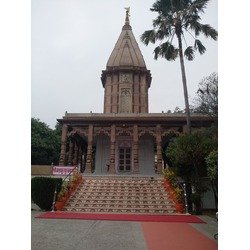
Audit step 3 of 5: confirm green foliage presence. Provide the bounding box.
[57,181,69,201]
[166,128,217,187]
[31,177,62,210]
[174,186,184,203]
[184,46,195,61]
[190,192,202,205]
[167,130,216,171]
[31,118,61,165]
[163,168,184,203]
[206,149,218,209]
[206,150,218,181]
[163,168,176,184]
[154,42,179,60]
[141,0,217,134]
[163,168,180,188]
[166,128,217,213]
[194,39,206,54]
[141,0,218,61]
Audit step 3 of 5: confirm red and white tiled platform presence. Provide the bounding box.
[63,176,176,214]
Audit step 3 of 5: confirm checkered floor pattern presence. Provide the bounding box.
[63,176,177,214]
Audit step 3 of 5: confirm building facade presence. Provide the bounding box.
[57,10,213,175]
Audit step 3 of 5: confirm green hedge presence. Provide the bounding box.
[31,177,62,210]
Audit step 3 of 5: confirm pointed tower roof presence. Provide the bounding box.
[106,8,147,69]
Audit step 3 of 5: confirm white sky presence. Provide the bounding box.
[31,0,218,128]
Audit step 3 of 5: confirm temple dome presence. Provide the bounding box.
[106,10,147,69]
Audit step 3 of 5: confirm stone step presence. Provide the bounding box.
[68,197,173,203]
[66,203,173,211]
[81,187,164,190]
[75,190,166,195]
[80,185,164,189]
[65,202,174,209]
[66,200,174,206]
[69,196,172,201]
[72,192,169,197]
[76,184,165,188]
[83,181,163,185]
[62,176,177,214]
[63,207,175,214]
[82,183,164,187]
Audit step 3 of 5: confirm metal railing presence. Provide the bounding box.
[51,165,78,212]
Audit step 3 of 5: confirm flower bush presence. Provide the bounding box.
[56,170,82,202]
[163,168,176,185]
[163,168,184,212]
[69,170,82,185]
[57,181,69,201]
[173,186,183,203]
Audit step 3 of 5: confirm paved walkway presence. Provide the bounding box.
[32,209,217,250]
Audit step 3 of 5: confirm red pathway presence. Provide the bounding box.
[36,212,205,223]
[141,222,217,250]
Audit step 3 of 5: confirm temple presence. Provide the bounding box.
[57,9,213,175]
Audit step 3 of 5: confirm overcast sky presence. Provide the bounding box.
[32,0,218,128]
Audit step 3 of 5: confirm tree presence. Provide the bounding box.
[31,118,61,165]
[166,128,217,213]
[194,72,218,119]
[206,149,218,209]
[141,0,218,134]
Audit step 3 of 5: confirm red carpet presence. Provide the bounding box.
[142,222,217,250]
[36,212,205,223]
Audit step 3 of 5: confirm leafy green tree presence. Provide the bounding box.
[166,128,217,213]
[31,118,61,165]
[141,0,218,134]
[206,149,218,209]
[194,72,218,119]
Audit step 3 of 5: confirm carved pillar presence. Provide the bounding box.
[156,125,162,174]
[68,140,74,165]
[73,142,78,166]
[132,124,139,174]
[59,124,68,166]
[82,145,87,173]
[109,124,116,174]
[78,147,82,168]
[85,124,93,173]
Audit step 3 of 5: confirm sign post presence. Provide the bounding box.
[52,166,75,176]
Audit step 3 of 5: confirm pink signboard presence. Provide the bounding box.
[52,166,75,176]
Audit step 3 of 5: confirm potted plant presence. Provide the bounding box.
[55,191,66,211]
[55,181,69,211]
[163,169,185,213]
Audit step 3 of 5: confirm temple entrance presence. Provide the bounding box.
[139,134,155,175]
[94,135,110,174]
[118,147,131,172]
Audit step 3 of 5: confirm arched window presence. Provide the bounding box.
[120,88,132,113]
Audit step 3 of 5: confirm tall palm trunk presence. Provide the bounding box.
[177,32,191,134]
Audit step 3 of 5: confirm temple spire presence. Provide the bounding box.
[105,7,148,69]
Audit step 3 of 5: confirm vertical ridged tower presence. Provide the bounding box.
[101,8,152,114]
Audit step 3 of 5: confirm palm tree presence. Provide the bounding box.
[141,0,217,134]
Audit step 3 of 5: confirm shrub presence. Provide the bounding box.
[31,177,62,210]
[206,150,218,181]
[173,186,184,203]
[57,181,69,201]
[163,168,176,184]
